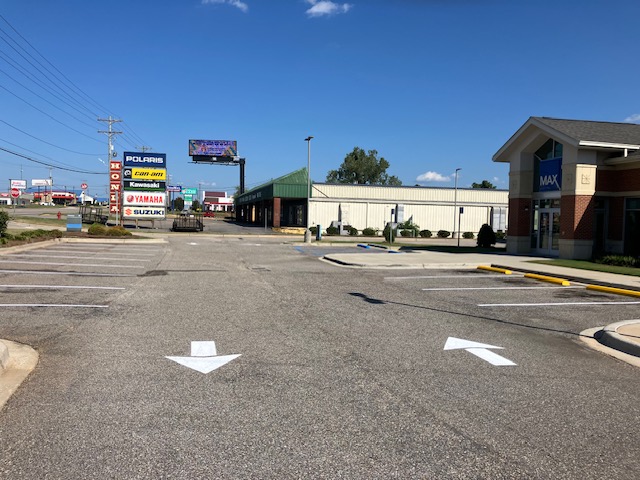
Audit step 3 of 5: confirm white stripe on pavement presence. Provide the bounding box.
[479,301,640,307]
[0,260,144,269]
[0,269,135,277]
[423,286,583,291]
[4,254,150,262]
[0,304,109,308]
[0,285,125,290]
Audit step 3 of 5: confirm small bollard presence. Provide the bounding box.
[316,224,322,241]
[57,211,61,220]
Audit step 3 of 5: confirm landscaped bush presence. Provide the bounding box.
[0,210,9,237]
[596,255,639,268]
[477,224,497,248]
[495,230,506,241]
[309,226,317,235]
[463,231,475,239]
[105,226,132,237]
[437,230,451,238]
[347,226,358,236]
[419,229,432,238]
[326,226,339,235]
[362,227,377,236]
[383,224,398,242]
[397,221,420,237]
[88,223,107,236]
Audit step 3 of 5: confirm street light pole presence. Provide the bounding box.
[453,167,461,242]
[304,136,314,243]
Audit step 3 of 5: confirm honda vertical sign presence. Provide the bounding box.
[110,161,122,215]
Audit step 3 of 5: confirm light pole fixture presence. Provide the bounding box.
[453,168,461,243]
[304,136,314,243]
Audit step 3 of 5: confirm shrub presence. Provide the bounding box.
[495,230,506,241]
[0,210,9,237]
[105,226,132,237]
[347,226,358,236]
[477,224,497,248]
[400,229,415,237]
[437,230,451,238]
[463,231,475,239]
[383,224,398,242]
[309,226,317,235]
[88,223,107,236]
[326,226,339,236]
[397,220,420,237]
[362,227,377,236]
[596,255,639,268]
[419,229,432,238]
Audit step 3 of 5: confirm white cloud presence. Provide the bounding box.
[202,0,248,13]
[305,0,353,18]
[624,113,640,123]
[416,171,450,183]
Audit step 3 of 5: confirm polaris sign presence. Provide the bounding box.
[123,151,167,168]
[538,157,562,192]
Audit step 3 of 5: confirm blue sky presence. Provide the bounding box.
[1,0,639,199]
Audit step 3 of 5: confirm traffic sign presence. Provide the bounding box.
[10,188,20,198]
[81,183,88,189]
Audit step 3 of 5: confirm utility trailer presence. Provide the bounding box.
[78,205,108,224]
[172,212,204,232]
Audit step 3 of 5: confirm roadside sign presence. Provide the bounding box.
[10,188,20,198]
[81,183,88,189]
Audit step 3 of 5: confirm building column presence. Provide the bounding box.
[506,159,534,255]
[273,197,281,228]
[559,164,597,259]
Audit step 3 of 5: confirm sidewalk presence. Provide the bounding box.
[321,246,640,365]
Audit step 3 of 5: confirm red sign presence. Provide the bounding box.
[10,188,20,198]
[81,183,88,189]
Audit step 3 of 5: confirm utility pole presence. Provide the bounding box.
[136,145,152,153]
[98,116,123,223]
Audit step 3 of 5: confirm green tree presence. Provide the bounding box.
[326,147,402,186]
[174,197,185,211]
[192,199,201,212]
[471,180,497,189]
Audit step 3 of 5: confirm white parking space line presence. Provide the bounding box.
[423,286,583,291]
[0,304,109,308]
[4,254,151,262]
[385,274,523,280]
[0,285,125,290]
[43,249,158,256]
[0,260,144,269]
[0,269,135,277]
[479,301,640,307]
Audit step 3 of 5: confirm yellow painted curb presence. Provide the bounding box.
[477,266,512,274]
[586,285,640,298]
[524,273,570,286]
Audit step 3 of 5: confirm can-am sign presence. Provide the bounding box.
[123,192,166,206]
[123,152,167,168]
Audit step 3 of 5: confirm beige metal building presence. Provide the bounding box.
[311,183,508,235]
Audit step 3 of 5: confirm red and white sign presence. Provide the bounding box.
[123,192,166,206]
[123,207,166,218]
[10,188,20,198]
[11,180,27,189]
[81,183,88,189]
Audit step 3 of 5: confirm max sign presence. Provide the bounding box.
[538,157,562,192]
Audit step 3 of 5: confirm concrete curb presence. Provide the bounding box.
[0,236,168,255]
[0,340,39,410]
[595,320,640,358]
[579,327,640,368]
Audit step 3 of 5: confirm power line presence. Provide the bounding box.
[0,119,101,156]
[0,145,103,174]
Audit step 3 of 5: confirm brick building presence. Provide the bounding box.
[493,117,640,259]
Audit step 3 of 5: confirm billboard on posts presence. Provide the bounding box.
[189,140,237,157]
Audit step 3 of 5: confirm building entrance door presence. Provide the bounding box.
[537,208,560,256]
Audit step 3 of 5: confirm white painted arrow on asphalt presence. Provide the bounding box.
[444,337,516,366]
[166,341,241,374]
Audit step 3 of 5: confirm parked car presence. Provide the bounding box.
[203,211,215,217]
